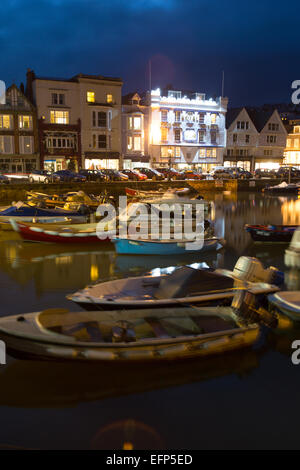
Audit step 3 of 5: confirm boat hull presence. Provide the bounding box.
[11,220,113,244]
[113,237,220,255]
[245,224,297,242]
[0,309,260,363]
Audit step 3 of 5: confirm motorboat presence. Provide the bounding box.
[0,303,260,362]
[68,256,282,311]
[262,181,300,195]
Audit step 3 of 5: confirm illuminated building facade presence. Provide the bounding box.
[0,84,39,173]
[284,120,300,167]
[149,88,228,171]
[26,69,122,171]
[122,92,151,169]
[225,107,287,171]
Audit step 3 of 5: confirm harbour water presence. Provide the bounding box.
[0,191,300,449]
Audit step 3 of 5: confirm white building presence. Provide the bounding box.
[225,107,287,171]
[148,88,228,171]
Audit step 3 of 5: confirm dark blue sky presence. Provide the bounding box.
[1,0,299,106]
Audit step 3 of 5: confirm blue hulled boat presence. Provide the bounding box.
[113,237,221,255]
[0,203,88,221]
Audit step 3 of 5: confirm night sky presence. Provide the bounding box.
[1,0,299,106]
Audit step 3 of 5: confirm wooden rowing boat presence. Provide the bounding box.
[0,305,260,362]
[10,220,114,244]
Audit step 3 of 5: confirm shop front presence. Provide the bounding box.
[122,154,150,170]
[84,152,121,171]
[44,156,79,172]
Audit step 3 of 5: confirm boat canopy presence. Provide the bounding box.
[153,266,234,300]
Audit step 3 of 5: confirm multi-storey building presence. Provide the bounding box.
[148,88,228,171]
[26,69,122,171]
[0,84,39,173]
[225,107,287,171]
[284,119,300,167]
[122,92,150,168]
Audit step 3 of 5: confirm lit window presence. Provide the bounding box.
[20,136,32,154]
[161,127,168,142]
[133,117,141,130]
[175,111,181,122]
[175,147,181,157]
[107,94,113,103]
[287,139,291,148]
[211,114,216,124]
[50,111,69,124]
[133,136,141,151]
[19,115,32,129]
[0,115,11,129]
[127,136,133,150]
[87,91,95,103]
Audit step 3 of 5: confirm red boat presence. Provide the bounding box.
[10,220,114,244]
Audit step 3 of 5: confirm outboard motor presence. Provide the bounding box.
[232,288,278,328]
[232,256,284,286]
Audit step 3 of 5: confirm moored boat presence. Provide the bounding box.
[0,305,260,362]
[262,181,300,195]
[268,291,300,324]
[0,202,89,222]
[245,224,298,242]
[10,220,115,244]
[285,228,300,268]
[68,256,281,311]
[113,237,220,255]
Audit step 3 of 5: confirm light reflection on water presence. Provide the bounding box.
[0,192,300,449]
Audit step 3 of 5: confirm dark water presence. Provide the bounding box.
[0,192,300,449]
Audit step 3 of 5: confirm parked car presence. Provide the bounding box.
[101,169,129,181]
[213,169,235,179]
[133,168,164,181]
[78,169,107,182]
[179,170,204,180]
[227,167,252,179]
[0,173,9,184]
[276,166,300,178]
[51,170,87,182]
[156,168,182,180]
[254,168,277,179]
[122,169,147,181]
[28,170,57,183]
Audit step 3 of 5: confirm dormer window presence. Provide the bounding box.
[87,91,95,103]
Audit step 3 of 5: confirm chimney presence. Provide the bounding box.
[25,68,35,104]
[20,82,25,94]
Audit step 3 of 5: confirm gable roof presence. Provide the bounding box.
[226,106,276,132]
[225,107,243,129]
[246,108,274,132]
[1,83,35,110]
